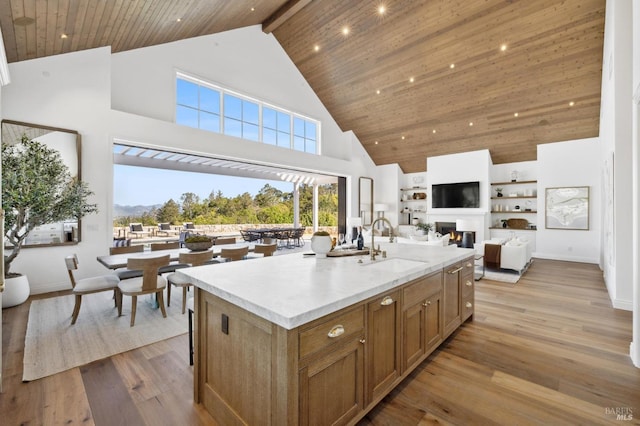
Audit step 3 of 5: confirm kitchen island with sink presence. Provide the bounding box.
[176,243,475,425]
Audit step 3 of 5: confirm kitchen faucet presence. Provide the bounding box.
[370,217,395,260]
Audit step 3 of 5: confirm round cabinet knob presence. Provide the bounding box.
[380,296,394,306]
[359,339,366,344]
[465,302,473,308]
[466,262,473,268]
[421,300,431,307]
[466,281,472,287]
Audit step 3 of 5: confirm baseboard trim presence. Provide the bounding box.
[30,281,69,295]
[532,252,599,264]
[611,298,634,311]
[631,341,640,368]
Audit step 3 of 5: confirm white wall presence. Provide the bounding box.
[425,149,491,243]
[599,0,634,310]
[1,28,378,293]
[630,0,640,367]
[111,26,351,163]
[536,138,602,264]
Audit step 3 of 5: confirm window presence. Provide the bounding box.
[176,79,221,131]
[176,74,319,154]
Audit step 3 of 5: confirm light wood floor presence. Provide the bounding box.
[1,259,638,425]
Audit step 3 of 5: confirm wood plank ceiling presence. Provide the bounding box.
[0,0,605,173]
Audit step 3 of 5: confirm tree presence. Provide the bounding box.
[180,192,200,220]
[156,199,181,224]
[2,135,98,276]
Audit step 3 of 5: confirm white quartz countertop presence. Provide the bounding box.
[177,244,474,330]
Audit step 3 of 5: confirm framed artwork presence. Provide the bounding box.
[545,186,589,230]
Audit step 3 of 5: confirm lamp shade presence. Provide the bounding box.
[374,203,389,212]
[456,219,477,232]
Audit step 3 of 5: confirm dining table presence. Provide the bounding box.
[96,243,255,270]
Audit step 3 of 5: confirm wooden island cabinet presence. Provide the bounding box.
[184,249,475,425]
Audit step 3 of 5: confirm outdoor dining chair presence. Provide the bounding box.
[219,246,249,262]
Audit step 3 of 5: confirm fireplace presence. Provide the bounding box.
[435,221,475,246]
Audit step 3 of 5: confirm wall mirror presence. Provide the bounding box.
[359,176,373,226]
[2,119,82,247]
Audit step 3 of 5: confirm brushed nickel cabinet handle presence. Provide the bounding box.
[328,325,345,338]
[448,266,463,274]
[380,296,394,306]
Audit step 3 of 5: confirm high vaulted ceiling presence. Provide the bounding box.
[0,0,605,173]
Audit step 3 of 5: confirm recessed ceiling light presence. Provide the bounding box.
[375,141,379,145]
[314,45,320,52]
[432,129,436,134]
[342,27,350,36]
[450,63,455,69]
[409,77,415,83]
[376,89,380,95]
[61,33,68,39]
[378,5,386,15]
[514,112,519,117]
[176,18,182,22]
[500,44,507,51]
[569,101,575,106]
[250,7,255,12]
[401,135,405,140]
[469,122,473,126]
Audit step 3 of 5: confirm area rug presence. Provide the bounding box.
[482,269,521,283]
[23,290,188,382]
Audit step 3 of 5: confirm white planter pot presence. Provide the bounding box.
[310,235,333,258]
[3,274,30,308]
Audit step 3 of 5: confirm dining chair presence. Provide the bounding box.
[247,243,277,259]
[219,246,249,262]
[109,245,145,279]
[109,244,144,255]
[166,250,214,313]
[261,237,277,245]
[116,254,170,327]
[64,254,120,325]
[150,241,180,251]
[214,236,236,245]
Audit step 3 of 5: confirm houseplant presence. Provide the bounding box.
[2,135,98,306]
[415,222,433,235]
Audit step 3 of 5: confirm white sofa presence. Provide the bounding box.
[475,237,532,273]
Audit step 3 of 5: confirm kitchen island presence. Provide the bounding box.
[177,243,475,425]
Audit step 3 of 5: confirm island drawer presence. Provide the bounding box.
[462,275,474,298]
[402,271,442,308]
[298,305,365,360]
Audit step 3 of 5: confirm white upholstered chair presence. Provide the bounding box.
[64,254,120,325]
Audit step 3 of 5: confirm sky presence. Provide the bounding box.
[113,165,294,206]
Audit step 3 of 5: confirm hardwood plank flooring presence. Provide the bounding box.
[1,259,638,425]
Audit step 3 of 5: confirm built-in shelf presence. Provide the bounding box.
[400,186,428,191]
[489,227,537,231]
[491,196,536,200]
[490,180,537,186]
[491,210,537,214]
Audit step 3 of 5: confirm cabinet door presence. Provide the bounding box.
[424,290,443,354]
[299,336,365,426]
[443,262,462,337]
[403,300,425,372]
[366,291,401,404]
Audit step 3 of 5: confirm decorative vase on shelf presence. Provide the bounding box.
[310,232,332,258]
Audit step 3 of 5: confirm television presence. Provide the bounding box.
[431,181,480,208]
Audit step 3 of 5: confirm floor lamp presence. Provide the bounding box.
[456,219,477,249]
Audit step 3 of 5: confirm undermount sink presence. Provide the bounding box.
[358,257,426,272]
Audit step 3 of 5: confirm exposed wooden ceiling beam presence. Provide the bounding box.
[262,0,313,34]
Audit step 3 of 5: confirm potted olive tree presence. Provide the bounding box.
[2,135,98,307]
